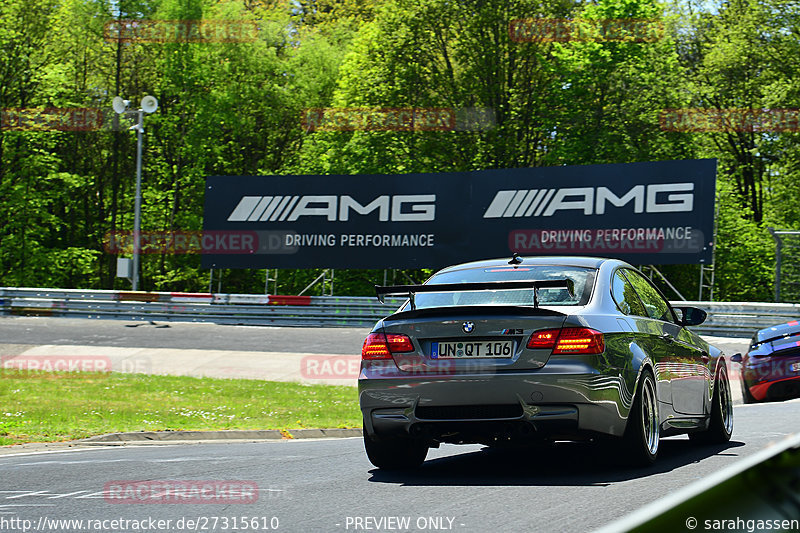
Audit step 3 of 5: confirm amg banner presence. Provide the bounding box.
[202,159,716,269]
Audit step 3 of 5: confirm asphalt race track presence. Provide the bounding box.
[0,315,753,358]
[0,316,798,532]
[0,316,368,354]
[0,400,798,532]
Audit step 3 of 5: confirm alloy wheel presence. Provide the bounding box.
[641,375,659,456]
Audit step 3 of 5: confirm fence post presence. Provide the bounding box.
[768,227,782,303]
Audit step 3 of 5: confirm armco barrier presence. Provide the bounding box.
[0,288,405,327]
[0,288,798,333]
[682,300,800,337]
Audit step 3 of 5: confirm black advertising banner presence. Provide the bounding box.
[202,159,716,269]
[202,172,471,269]
[475,159,716,264]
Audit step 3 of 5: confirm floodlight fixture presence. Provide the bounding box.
[112,96,129,114]
[140,95,158,114]
[112,95,159,291]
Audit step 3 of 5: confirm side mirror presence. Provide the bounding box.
[730,353,743,364]
[674,306,707,326]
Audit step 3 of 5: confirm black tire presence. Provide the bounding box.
[740,371,758,404]
[363,430,428,470]
[690,365,734,444]
[621,369,659,466]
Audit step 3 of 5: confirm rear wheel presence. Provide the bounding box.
[690,365,734,443]
[621,369,659,466]
[363,429,428,470]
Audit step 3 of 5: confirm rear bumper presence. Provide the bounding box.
[359,358,636,441]
[750,376,800,402]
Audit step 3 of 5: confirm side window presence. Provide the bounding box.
[623,269,675,323]
[611,270,647,316]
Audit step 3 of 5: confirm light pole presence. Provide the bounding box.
[113,95,158,291]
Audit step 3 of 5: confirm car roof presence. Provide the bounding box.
[434,256,619,275]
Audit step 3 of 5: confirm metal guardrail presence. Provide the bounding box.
[0,288,406,327]
[683,300,800,337]
[0,288,798,334]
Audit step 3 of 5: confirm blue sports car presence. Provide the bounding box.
[733,320,800,403]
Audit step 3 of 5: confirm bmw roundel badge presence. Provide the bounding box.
[462,321,475,333]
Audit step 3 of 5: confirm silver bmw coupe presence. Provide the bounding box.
[359,256,733,469]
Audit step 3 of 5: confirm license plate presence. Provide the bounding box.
[791,363,800,372]
[431,340,515,359]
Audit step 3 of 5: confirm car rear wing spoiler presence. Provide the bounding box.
[375,279,574,310]
[755,330,800,348]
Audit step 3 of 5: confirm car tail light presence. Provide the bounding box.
[526,329,560,349]
[527,327,604,354]
[553,328,604,354]
[361,332,414,360]
[386,334,415,353]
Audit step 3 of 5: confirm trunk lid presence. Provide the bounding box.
[380,306,567,374]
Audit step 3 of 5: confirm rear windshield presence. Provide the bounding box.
[407,265,596,310]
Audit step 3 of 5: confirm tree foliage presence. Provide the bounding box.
[0,0,798,299]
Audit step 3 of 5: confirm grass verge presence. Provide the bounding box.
[0,370,361,445]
